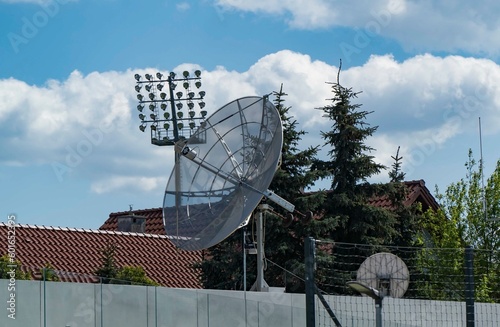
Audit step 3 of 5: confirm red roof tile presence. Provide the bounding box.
[100,208,165,235]
[0,224,201,288]
[101,180,439,238]
[368,180,439,212]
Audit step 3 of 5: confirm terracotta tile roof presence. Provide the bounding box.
[0,223,201,288]
[101,180,439,237]
[100,208,165,234]
[368,179,439,212]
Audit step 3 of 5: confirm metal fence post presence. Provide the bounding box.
[43,267,46,327]
[464,246,475,327]
[305,237,316,327]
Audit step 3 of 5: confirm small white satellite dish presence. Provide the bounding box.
[163,96,294,251]
[356,252,409,298]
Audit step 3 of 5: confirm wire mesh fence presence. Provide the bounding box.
[307,238,500,327]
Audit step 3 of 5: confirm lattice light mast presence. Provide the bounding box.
[134,70,207,146]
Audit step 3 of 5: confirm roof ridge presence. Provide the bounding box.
[109,207,163,216]
[404,179,425,185]
[0,222,170,239]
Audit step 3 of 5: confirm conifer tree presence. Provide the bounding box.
[313,62,397,246]
[385,147,424,298]
[95,242,118,283]
[258,85,333,292]
[387,146,420,247]
[196,85,330,292]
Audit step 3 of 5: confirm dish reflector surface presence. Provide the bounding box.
[163,96,283,250]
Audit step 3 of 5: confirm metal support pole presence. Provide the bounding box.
[375,297,383,327]
[174,151,182,239]
[305,237,316,327]
[243,227,247,292]
[256,209,265,291]
[243,227,248,326]
[465,246,475,327]
[155,286,158,327]
[250,205,270,291]
[100,278,103,327]
[43,267,46,327]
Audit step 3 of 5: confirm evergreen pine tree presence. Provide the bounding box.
[313,62,397,246]
[196,85,330,292]
[259,85,333,292]
[95,242,118,284]
[387,146,420,247]
[385,147,423,298]
[389,146,405,183]
[310,64,402,294]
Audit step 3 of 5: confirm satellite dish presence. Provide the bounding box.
[163,96,294,251]
[356,252,409,298]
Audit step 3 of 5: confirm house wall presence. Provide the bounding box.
[1,280,499,327]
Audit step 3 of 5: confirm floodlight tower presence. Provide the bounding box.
[134,70,207,212]
[134,70,207,146]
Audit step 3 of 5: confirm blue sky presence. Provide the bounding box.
[1,0,499,229]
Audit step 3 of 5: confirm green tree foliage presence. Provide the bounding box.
[436,150,500,250]
[115,266,159,286]
[383,147,425,298]
[94,243,158,285]
[0,254,31,280]
[388,146,405,184]
[386,147,421,248]
[197,236,248,290]
[413,205,465,301]
[421,149,500,302]
[308,65,404,295]
[95,243,118,283]
[257,85,334,292]
[197,85,330,292]
[313,64,397,246]
[40,263,60,282]
[267,84,324,211]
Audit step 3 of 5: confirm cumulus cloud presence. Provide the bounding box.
[1,51,500,195]
[214,0,500,56]
[91,176,164,194]
[345,54,500,132]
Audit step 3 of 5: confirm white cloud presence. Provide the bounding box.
[1,51,500,195]
[0,70,133,161]
[176,2,190,12]
[215,0,500,56]
[91,176,163,194]
[344,54,500,130]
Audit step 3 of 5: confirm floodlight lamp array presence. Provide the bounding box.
[134,70,207,145]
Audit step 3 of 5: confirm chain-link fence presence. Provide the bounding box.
[305,237,500,327]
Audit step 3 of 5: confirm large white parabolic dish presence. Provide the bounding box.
[163,96,283,251]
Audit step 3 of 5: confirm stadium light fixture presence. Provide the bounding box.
[133,69,207,146]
